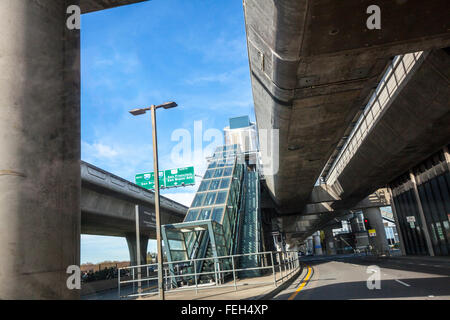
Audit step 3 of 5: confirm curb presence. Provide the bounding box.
[255,263,305,300]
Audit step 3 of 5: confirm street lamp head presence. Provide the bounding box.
[129,108,148,116]
[159,102,178,109]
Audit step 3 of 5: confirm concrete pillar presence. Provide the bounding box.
[313,231,323,255]
[388,188,407,255]
[363,208,390,255]
[409,171,435,256]
[323,228,336,255]
[306,236,313,255]
[0,1,80,299]
[126,234,149,266]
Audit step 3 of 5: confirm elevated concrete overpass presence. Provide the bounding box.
[81,161,186,237]
[81,161,187,265]
[244,0,450,214]
[327,49,450,211]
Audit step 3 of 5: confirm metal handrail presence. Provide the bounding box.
[325,51,425,185]
[118,250,301,299]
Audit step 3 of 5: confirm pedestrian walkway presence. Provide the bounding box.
[142,268,301,300]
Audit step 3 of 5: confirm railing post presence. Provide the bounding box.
[232,256,237,291]
[132,268,135,294]
[271,252,277,287]
[279,252,284,282]
[194,260,198,295]
[214,259,218,286]
[118,268,121,299]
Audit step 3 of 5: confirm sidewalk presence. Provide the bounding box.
[141,268,302,300]
[380,255,450,264]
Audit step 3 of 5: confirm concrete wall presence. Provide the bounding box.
[0,0,80,299]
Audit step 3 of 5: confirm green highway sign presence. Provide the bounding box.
[135,166,195,190]
[135,171,165,190]
[165,166,195,187]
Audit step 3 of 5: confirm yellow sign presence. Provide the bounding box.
[368,229,377,237]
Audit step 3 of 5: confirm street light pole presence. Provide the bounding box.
[150,104,165,300]
[129,101,177,301]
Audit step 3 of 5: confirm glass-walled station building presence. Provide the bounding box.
[161,144,255,284]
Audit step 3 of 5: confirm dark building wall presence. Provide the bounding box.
[390,147,450,256]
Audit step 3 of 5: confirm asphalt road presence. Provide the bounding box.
[273,255,450,300]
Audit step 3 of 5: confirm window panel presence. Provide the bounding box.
[208,162,217,169]
[212,207,224,223]
[220,177,231,189]
[216,191,227,204]
[204,192,217,206]
[192,193,206,207]
[184,209,199,222]
[203,169,214,179]
[198,180,210,192]
[168,239,184,250]
[223,167,233,177]
[214,168,224,178]
[199,208,212,220]
[209,179,220,190]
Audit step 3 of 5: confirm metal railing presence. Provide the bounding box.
[325,51,425,185]
[118,250,301,299]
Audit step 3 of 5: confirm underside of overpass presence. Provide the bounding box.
[80,0,148,14]
[243,0,450,245]
[244,0,450,215]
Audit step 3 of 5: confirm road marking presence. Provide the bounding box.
[288,266,312,300]
[395,279,411,287]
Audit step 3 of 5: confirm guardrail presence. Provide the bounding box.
[118,250,300,299]
[325,51,425,185]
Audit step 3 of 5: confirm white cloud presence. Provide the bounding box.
[162,191,196,207]
[82,141,121,159]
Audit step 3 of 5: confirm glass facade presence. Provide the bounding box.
[161,144,245,283]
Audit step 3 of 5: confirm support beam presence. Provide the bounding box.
[388,188,406,255]
[0,0,80,299]
[125,233,149,266]
[409,171,435,256]
[363,208,389,255]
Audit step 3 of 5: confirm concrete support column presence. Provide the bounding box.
[409,171,435,256]
[363,208,390,255]
[0,1,80,299]
[306,236,313,255]
[126,234,149,266]
[313,231,323,255]
[388,188,407,255]
[323,228,336,255]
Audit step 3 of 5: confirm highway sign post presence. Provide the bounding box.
[135,166,195,190]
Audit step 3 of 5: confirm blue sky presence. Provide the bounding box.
[80,0,255,263]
